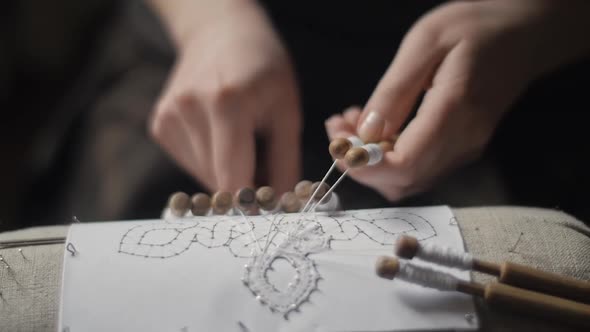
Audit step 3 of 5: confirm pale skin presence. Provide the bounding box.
[150,0,590,201]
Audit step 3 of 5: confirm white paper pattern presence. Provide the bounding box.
[59,206,478,332]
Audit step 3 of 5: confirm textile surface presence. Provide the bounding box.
[1,207,589,331]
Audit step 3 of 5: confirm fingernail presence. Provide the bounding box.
[358,110,384,143]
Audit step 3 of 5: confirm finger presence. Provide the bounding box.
[357,21,458,142]
[174,94,218,189]
[209,98,256,192]
[267,104,302,194]
[342,106,362,128]
[150,99,217,190]
[325,114,356,139]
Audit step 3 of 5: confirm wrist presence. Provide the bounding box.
[148,0,262,49]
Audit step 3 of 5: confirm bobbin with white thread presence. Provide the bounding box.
[294,180,313,201]
[344,143,383,168]
[191,193,211,216]
[328,136,364,159]
[395,235,473,270]
[396,235,590,304]
[212,191,233,215]
[314,192,341,212]
[168,192,191,217]
[376,256,458,291]
[256,186,279,214]
[279,192,301,213]
[376,256,590,328]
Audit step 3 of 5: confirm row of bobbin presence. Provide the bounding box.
[329,135,397,168]
[167,181,340,218]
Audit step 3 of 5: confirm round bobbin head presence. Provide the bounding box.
[256,186,277,211]
[344,147,370,168]
[294,180,313,200]
[311,181,331,201]
[394,235,420,259]
[329,138,352,159]
[169,192,191,217]
[235,187,256,209]
[212,191,233,214]
[191,193,211,216]
[376,256,400,280]
[280,192,301,213]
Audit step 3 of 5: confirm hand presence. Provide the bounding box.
[326,0,590,201]
[150,1,301,193]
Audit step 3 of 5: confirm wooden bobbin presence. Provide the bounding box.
[190,193,211,216]
[344,147,370,168]
[394,235,419,259]
[256,186,278,211]
[376,256,399,280]
[235,187,256,209]
[211,191,233,215]
[294,180,313,200]
[497,261,590,304]
[168,192,191,217]
[376,256,590,328]
[329,138,353,159]
[280,192,301,213]
[311,181,331,201]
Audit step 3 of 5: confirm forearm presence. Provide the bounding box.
[147,0,261,48]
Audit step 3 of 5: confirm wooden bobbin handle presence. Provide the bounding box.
[499,262,590,304]
[484,282,590,328]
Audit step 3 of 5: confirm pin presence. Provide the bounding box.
[66,243,78,257]
[72,216,81,223]
[168,192,191,217]
[18,248,26,260]
[0,255,10,269]
[190,193,211,216]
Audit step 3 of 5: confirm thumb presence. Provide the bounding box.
[357,22,456,142]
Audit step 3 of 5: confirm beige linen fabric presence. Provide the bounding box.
[1,208,588,332]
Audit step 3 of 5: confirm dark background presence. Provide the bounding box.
[1,1,589,231]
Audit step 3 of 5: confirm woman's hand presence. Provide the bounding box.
[149,0,301,193]
[326,0,590,201]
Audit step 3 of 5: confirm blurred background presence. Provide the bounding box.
[1,1,589,231]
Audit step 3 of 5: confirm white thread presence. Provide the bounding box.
[314,193,340,212]
[417,242,473,270]
[300,161,337,214]
[397,259,459,291]
[363,143,383,165]
[347,136,364,147]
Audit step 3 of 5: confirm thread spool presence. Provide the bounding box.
[190,193,211,216]
[344,143,383,168]
[168,192,191,217]
[280,192,301,213]
[294,180,313,200]
[212,191,233,215]
[256,186,278,211]
[395,235,474,270]
[315,193,340,212]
